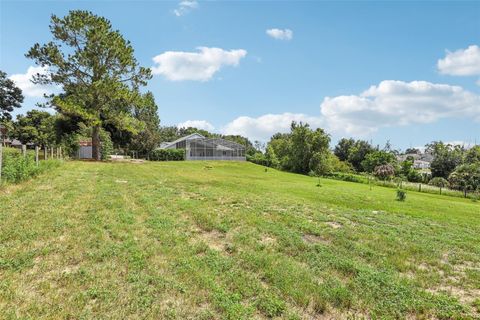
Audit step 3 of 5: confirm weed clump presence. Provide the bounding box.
[396,189,407,201]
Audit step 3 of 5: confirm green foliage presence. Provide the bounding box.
[361,150,396,173]
[465,146,480,164]
[0,70,24,121]
[26,10,152,160]
[396,189,407,201]
[429,177,449,188]
[448,163,480,197]
[324,172,368,184]
[12,110,56,146]
[246,152,267,166]
[427,142,464,178]
[267,121,330,174]
[150,148,185,161]
[406,169,422,183]
[0,147,61,184]
[100,130,114,160]
[264,145,279,168]
[129,92,161,158]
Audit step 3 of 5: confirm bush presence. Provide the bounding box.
[406,169,422,183]
[1,147,61,184]
[150,148,185,161]
[324,172,368,184]
[247,152,268,166]
[396,189,407,201]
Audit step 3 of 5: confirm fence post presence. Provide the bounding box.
[0,139,3,184]
[35,146,39,166]
[45,146,48,160]
[50,147,53,159]
[22,144,27,157]
[59,146,62,159]
[418,183,422,192]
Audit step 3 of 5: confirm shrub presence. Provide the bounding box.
[374,164,395,181]
[247,152,268,166]
[1,147,61,184]
[325,172,367,184]
[428,177,449,194]
[406,169,422,183]
[396,189,407,201]
[150,148,185,161]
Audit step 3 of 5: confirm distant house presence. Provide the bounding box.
[397,152,433,170]
[413,160,430,169]
[160,133,246,161]
[0,124,22,148]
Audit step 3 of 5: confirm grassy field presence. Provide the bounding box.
[0,161,479,319]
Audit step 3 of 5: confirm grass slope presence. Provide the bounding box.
[0,161,479,319]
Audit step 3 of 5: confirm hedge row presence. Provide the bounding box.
[150,148,185,161]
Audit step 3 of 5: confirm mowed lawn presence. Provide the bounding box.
[1,161,479,319]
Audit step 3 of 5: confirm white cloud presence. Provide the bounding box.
[437,45,480,76]
[320,80,480,136]
[174,0,198,16]
[222,113,323,141]
[266,28,293,41]
[151,47,247,81]
[9,66,55,98]
[177,120,215,131]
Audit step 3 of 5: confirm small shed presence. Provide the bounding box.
[78,140,93,159]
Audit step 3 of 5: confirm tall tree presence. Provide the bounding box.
[465,146,480,164]
[0,70,24,121]
[129,92,161,158]
[427,141,464,178]
[13,110,56,147]
[26,10,151,160]
[334,138,355,161]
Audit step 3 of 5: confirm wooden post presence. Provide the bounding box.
[45,146,48,160]
[59,146,62,159]
[0,139,3,184]
[50,147,53,159]
[35,146,39,166]
[22,145,27,157]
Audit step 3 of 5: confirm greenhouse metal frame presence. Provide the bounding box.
[160,133,246,161]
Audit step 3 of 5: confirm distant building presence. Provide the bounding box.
[0,124,22,148]
[160,133,246,161]
[413,160,430,169]
[397,152,433,170]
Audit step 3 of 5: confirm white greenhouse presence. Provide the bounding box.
[160,133,246,161]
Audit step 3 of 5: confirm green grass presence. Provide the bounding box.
[0,161,479,319]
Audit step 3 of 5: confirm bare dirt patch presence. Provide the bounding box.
[196,229,228,252]
[302,233,330,245]
[325,221,342,229]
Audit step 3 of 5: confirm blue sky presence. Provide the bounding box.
[1,0,479,150]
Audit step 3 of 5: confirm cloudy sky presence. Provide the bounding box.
[1,1,479,149]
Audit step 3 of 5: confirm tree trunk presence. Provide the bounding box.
[92,125,101,161]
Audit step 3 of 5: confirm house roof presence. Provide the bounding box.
[160,133,205,149]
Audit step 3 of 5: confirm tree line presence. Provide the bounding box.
[246,123,480,197]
